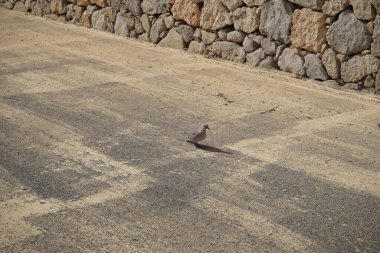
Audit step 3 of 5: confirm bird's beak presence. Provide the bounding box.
[206,126,210,130]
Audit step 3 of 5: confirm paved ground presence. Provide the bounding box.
[1,8,380,253]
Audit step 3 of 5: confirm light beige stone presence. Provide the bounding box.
[291,8,327,53]
[232,7,260,33]
[200,0,233,31]
[341,54,380,82]
[350,0,376,20]
[172,0,201,26]
[322,0,349,16]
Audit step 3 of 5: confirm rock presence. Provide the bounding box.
[372,15,380,57]
[172,0,201,26]
[261,37,276,55]
[81,12,91,27]
[322,48,340,79]
[201,30,217,44]
[31,3,43,16]
[138,33,149,41]
[221,0,243,11]
[287,0,324,10]
[150,18,167,44]
[361,49,371,55]
[363,75,375,88]
[341,54,380,82]
[25,0,33,11]
[243,36,259,53]
[291,8,327,53]
[343,82,362,90]
[159,28,185,50]
[134,17,144,34]
[189,41,208,54]
[127,0,142,16]
[3,1,14,9]
[326,10,372,55]
[107,0,120,11]
[141,0,170,15]
[367,21,374,34]
[243,0,267,6]
[248,34,263,45]
[246,48,265,66]
[76,0,91,7]
[274,44,286,61]
[13,1,27,11]
[74,5,85,19]
[226,30,246,43]
[125,13,135,29]
[193,28,202,39]
[259,56,277,69]
[114,12,130,36]
[350,0,376,20]
[375,72,380,94]
[232,7,260,33]
[66,3,74,19]
[217,27,233,40]
[159,30,168,39]
[278,48,305,76]
[163,15,175,29]
[89,0,108,7]
[208,41,246,62]
[91,10,114,32]
[176,25,194,43]
[305,53,329,80]
[140,14,151,33]
[322,0,349,16]
[102,6,116,22]
[259,0,295,44]
[200,0,233,31]
[373,0,380,14]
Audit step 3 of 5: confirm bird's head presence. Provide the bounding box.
[203,124,210,130]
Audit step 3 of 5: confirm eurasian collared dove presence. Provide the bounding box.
[187,124,210,144]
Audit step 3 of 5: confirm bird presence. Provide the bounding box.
[187,124,210,144]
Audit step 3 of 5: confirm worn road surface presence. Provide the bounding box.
[1,9,380,253]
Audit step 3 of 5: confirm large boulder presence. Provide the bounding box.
[287,0,324,10]
[291,8,327,53]
[259,0,295,44]
[208,41,246,63]
[200,0,233,31]
[326,10,372,55]
[322,48,340,79]
[341,54,380,82]
[305,53,329,80]
[141,0,170,14]
[159,28,185,50]
[172,0,201,26]
[127,0,143,16]
[176,24,194,43]
[278,48,305,76]
[372,15,380,57]
[232,7,260,33]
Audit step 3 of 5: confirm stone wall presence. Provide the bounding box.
[2,0,380,93]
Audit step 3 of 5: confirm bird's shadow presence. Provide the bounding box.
[187,141,234,154]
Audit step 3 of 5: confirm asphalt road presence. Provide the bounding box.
[1,9,380,253]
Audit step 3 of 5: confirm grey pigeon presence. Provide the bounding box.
[187,124,210,144]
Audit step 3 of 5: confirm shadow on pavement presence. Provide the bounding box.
[187,141,234,154]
